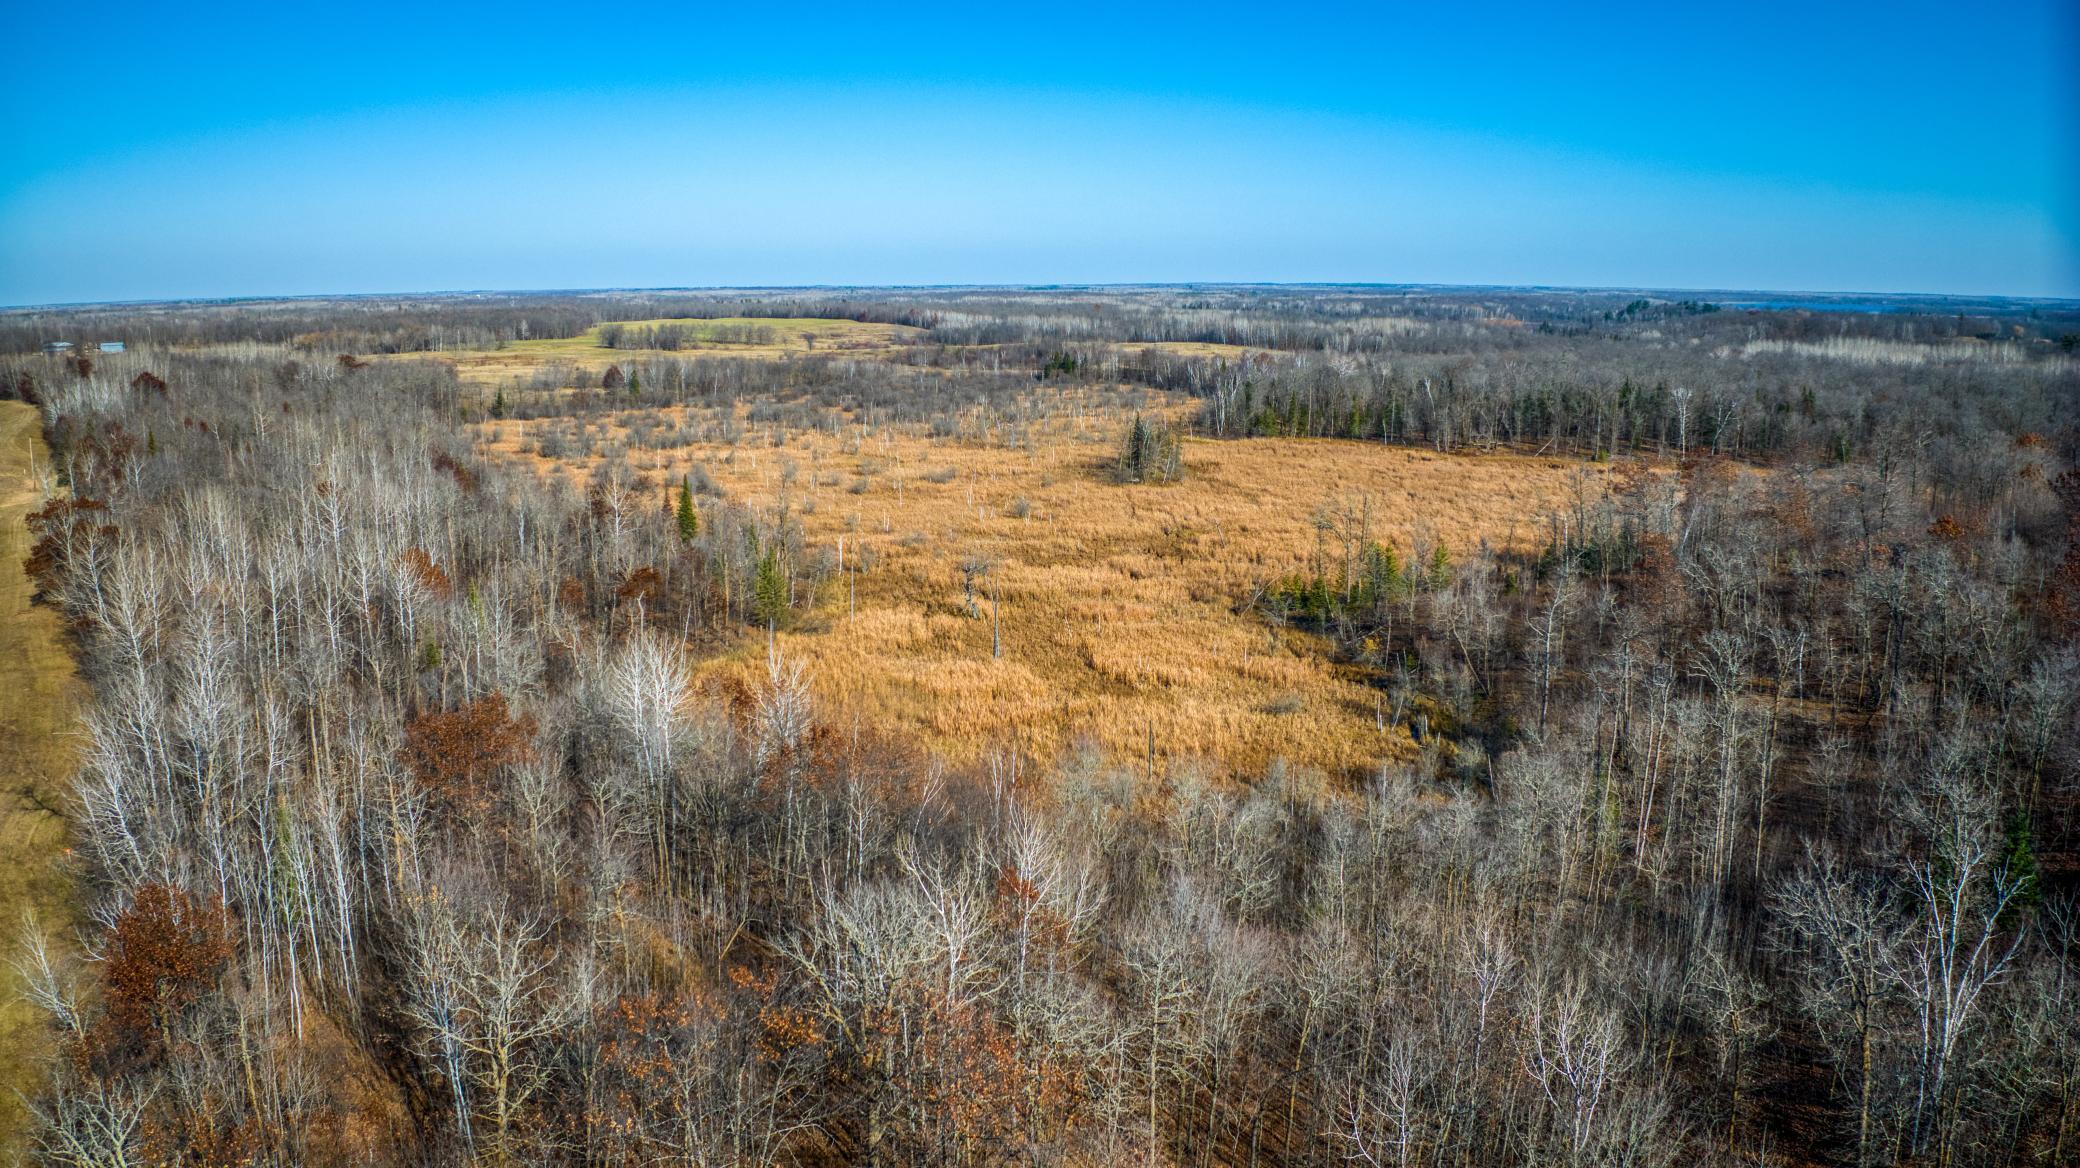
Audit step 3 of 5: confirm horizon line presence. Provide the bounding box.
[8,280,2079,314]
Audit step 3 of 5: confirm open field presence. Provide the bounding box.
[514,316,925,355]
[0,402,79,1157]
[1111,340,1274,360]
[477,400,1609,778]
[380,316,925,386]
[374,318,1280,391]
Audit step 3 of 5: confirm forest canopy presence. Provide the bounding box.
[2,285,2076,1168]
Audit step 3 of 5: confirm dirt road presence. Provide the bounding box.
[0,400,80,1155]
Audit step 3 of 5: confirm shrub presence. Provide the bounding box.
[99,884,236,1067]
[401,692,537,812]
[1113,412,1183,484]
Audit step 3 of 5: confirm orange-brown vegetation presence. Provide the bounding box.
[476,399,1610,779]
[402,692,538,812]
[23,495,111,595]
[97,884,235,1068]
[398,545,453,599]
[376,316,928,388]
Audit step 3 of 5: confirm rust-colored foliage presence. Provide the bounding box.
[600,364,626,391]
[95,421,140,467]
[704,671,758,724]
[98,884,236,1067]
[68,354,94,378]
[1681,453,1740,499]
[866,990,1081,1158]
[130,370,169,395]
[337,353,369,371]
[728,965,824,1060]
[593,988,739,1159]
[432,449,477,492]
[598,989,710,1089]
[398,546,453,599]
[401,692,537,812]
[23,495,112,595]
[557,575,586,612]
[1928,514,1969,542]
[615,565,663,608]
[145,1110,263,1168]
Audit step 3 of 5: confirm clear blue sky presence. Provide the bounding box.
[3,1,2075,304]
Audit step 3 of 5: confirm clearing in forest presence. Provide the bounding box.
[0,402,81,1155]
[389,316,925,386]
[479,400,1609,780]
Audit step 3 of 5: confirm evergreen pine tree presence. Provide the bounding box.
[753,545,788,628]
[1115,412,1183,484]
[1118,413,1150,482]
[1362,541,1400,607]
[676,478,699,543]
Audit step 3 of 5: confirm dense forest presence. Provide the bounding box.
[3,286,2077,1167]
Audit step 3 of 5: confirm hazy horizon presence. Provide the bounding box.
[9,280,2079,315]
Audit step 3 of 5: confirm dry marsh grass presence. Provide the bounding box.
[523,316,923,355]
[380,316,924,386]
[477,396,1608,781]
[1111,340,1277,360]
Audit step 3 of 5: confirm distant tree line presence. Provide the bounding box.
[597,322,780,350]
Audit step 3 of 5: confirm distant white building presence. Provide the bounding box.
[98,341,125,353]
[42,340,73,354]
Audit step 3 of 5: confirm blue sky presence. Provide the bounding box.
[3,1,2074,304]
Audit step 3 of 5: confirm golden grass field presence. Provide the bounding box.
[476,392,1609,782]
[0,402,80,1156]
[1112,340,1272,360]
[383,316,925,386]
[379,316,1285,389]
[514,316,925,355]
